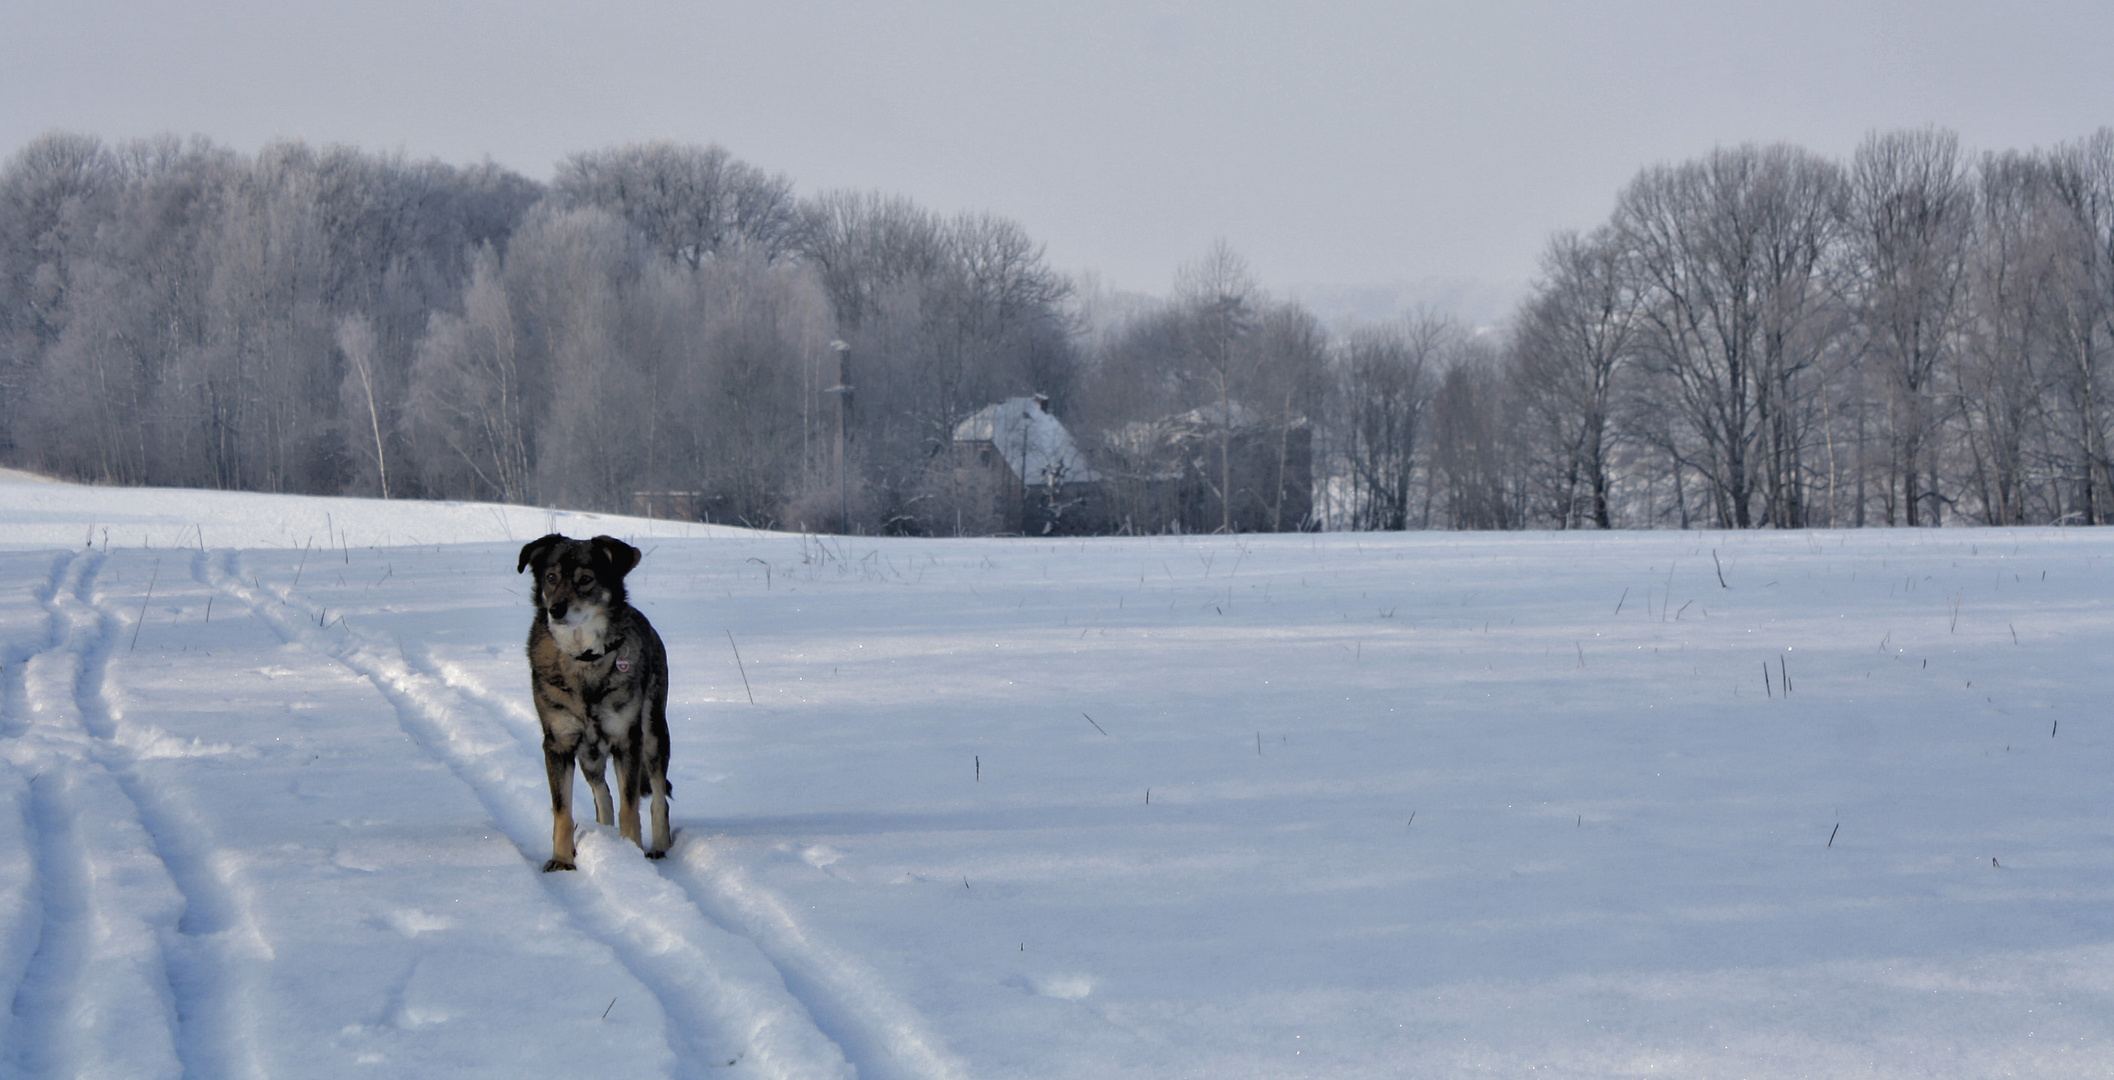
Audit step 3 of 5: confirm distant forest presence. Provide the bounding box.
[5,128,2114,532]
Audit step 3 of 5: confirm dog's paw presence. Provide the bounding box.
[644,850,666,861]
[542,858,577,872]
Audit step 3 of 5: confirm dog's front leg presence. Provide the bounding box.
[578,739,615,827]
[543,742,579,872]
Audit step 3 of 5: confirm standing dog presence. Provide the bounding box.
[517,534,672,871]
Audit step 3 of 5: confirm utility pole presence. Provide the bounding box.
[825,341,854,533]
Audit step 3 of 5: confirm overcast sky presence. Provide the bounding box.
[5,1,2112,313]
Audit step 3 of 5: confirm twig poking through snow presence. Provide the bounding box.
[725,630,754,704]
[1827,823,1839,848]
[129,559,160,651]
[1084,713,1108,737]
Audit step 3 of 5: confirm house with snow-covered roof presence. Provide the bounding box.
[938,394,1105,535]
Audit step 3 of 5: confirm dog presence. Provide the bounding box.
[517,533,672,871]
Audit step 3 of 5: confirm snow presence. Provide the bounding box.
[2,478,2111,1077]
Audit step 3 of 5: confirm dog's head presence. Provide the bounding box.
[517,534,641,623]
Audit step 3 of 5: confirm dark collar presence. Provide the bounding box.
[569,629,622,664]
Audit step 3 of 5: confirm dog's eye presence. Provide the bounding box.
[544,570,558,585]
[576,572,595,589]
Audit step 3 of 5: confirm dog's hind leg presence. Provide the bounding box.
[578,740,615,827]
[646,768,671,859]
[613,734,644,849]
[543,743,579,872]
[646,682,673,859]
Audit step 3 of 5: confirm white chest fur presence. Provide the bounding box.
[546,606,611,658]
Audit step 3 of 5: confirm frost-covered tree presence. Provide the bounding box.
[793,190,1074,532]
[555,141,799,268]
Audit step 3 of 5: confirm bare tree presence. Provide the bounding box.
[1511,228,1641,527]
[2036,130,2114,522]
[1618,144,1842,528]
[798,191,948,332]
[1958,150,2067,524]
[1334,316,1445,529]
[1172,241,1260,533]
[1429,344,1523,529]
[337,315,392,497]
[1240,301,1327,529]
[1847,128,1973,525]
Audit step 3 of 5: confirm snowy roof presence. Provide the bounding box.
[952,396,1100,484]
[1166,400,1307,431]
[1172,400,1260,430]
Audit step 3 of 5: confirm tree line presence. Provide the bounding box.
[0,134,1070,531]
[5,127,2113,532]
[1489,128,2114,530]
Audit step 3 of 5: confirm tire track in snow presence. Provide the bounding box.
[0,756,33,1063]
[16,549,272,1080]
[0,549,269,1080]
[412,646,971,1080]
[660,849,972,1080]
[204,551,857,1080]
[0,552,70,1061]
[103,551,277,1080]
[4,548,186,1080]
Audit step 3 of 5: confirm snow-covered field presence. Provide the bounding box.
[2,476,2111,1078]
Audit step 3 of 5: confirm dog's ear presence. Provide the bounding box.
[590,535,641,579]
[518,534,568,575]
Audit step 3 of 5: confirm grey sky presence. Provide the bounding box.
[5,1,2111,310]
